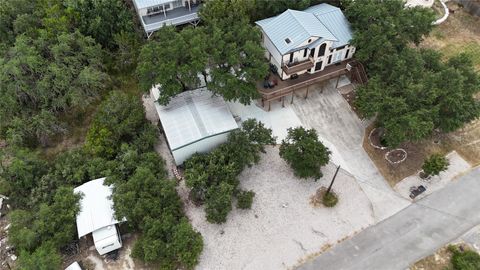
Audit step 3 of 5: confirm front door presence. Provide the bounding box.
[315,61,323,71]
[310,48,316,58]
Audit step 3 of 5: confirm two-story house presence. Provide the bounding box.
[133,0,201,37]
[255,4,355,81]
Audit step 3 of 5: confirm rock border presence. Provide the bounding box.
[385,148,407,164]
[369,128,388,150]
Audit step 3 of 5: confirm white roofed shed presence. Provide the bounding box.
[152,87,239,165]
[74,178,123,255]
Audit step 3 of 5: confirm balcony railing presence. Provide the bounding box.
[282,57,315,76]
[142,4,201,33]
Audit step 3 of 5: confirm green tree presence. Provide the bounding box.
[17,242,61,270]
[111,167,182,229]
[9,186,81,252]
[355,49,480,146]
[184,120,274,222]
[136,26,208,104]
[0,149,48,208]
[64,0,134,50]
[85,91,151,157]
[0,31,108,146]
[343,0,435,74]
[202,3,269,104]
[205,182,234,223]
[422,154,449,177]
[279,127,330,180]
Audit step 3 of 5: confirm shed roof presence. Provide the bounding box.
[133,0,173,10]
[74,178,121,238]
[152,87,238,151]
[256,3,353,54]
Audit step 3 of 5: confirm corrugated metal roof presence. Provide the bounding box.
[305,4,354,48]
[74,178,121,238]
[256,4,353,53]
[256,9,337,55]
[152,87,238,151]
[133,0,173,10]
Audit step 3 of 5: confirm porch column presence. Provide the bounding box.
[163,4,167,17]
[188,0,191,11]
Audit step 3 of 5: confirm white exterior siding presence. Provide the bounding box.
[171,132,231,165]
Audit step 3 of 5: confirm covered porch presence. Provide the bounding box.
[257,60,357,111]
[142,1,201,34]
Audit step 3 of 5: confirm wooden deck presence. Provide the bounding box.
[257,59,355,110]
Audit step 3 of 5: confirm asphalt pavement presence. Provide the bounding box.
[298,168,480,270]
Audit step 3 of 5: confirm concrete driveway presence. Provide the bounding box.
[289,79,410,221]
[298,167,480,270]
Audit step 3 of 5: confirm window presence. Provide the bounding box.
[310,48,316,58]
[308,39,312,43]
[289,52,294,63]
[303,49,308,57]
[328,55,332,64]
[318,43,326,57]
[336,45,346,51]
[285,38,291,44]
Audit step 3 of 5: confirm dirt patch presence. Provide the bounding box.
[364,121,480,187]
[385,149,407,164]
[421,2,480,71]
[363,124,446,186]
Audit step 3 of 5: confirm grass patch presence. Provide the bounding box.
[322,191,338,207]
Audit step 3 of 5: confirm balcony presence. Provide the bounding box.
[142,4,201,33]
[257,59,355,111]
[282,57,315,76]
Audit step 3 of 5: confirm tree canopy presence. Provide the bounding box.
[137,0,269,106]
[184,119,275,223]
[279,127,331,180]
[346,0,480,146]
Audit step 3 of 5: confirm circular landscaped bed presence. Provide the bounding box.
[385,148,407,164]
[369,127,388,150]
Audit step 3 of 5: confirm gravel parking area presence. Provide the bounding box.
[177,147,374,270]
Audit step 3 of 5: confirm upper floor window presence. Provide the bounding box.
[318,43,327,57]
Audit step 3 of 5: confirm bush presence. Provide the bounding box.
[17,242,61,270]
[449,245,480,270]
[205,182,234,224]
[237,190,255,209]
[184,119,274,223]
[279,127,331,180]
[322,191,338,208]
[422,154,449,176]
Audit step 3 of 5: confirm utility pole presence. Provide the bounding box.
[326,165,340,195]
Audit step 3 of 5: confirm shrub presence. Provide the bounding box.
[323,191,338,208]
[184,119,274,223]
[448,245,480,270]
[237,190,255,209]
[18,242,61,270]
[279,127,331,180]
[422,154,449,176]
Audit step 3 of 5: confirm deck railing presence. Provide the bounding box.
[143,12,199,32]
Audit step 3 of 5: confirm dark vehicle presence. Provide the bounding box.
[409,185,426,199]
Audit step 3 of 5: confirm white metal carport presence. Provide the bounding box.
[152,87,239,165]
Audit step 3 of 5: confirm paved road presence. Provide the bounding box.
[298,168,480,270]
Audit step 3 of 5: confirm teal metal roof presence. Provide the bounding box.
[304,4,354,49]
[256,4,353,54]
